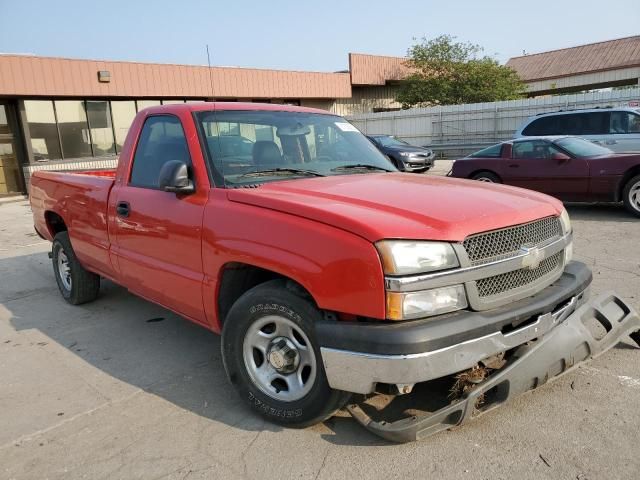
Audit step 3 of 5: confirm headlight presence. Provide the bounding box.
[376,240,459,275]
[399,151,421,157]
[386,285,468,320]
[559,208,571,235]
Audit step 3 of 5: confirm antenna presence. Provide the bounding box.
[206,44,215,100]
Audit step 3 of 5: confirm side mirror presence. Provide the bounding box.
[551,152,571,163]
[158,160,195,194]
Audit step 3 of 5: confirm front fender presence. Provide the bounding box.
[202,195,386,331]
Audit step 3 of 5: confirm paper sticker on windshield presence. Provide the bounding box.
[335,122,359,132]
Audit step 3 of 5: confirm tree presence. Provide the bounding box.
[396,35,525,108]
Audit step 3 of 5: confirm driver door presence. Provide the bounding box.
[111,114,208,323]
[504,140,589,201]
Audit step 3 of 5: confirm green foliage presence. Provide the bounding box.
[397,35,525,108]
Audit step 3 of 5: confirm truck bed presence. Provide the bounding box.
[30,169,118,280]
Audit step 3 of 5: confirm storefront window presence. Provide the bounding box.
[0,106,9,135]
[24,101,63,161]
[136,100,161,111]
[86,101,116,156]
[55,101,92,158]
[111,101,137,152]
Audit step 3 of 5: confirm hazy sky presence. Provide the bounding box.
[1,0,638,71]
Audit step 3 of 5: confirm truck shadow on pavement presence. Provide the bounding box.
[2,252,385,446]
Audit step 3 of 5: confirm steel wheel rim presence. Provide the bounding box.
[476,176,494,182]
[630,181,640,211]
[242,315,317,402]
[57,248,72,290]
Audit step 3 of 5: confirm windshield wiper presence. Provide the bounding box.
[331,164,393,173]
[239,168,325,178]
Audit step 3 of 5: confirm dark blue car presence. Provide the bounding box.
[367,135,435,173]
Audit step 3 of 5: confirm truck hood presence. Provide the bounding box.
[226,173,563,242]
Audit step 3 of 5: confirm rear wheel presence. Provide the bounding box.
[51,232,100,305]
[471,171,501,183]
[622,174,640,217]
[221,280,350,426]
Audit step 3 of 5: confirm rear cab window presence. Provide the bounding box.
[129,115,191,188]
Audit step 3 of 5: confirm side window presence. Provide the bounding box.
[561,114,582,135]
[629,113,640,133]
[610,112,640,134]
[583,112,609,135]
[512,141,535,159]
[130,116,191,188]
[470,143,502,158]
[513,141,560,159]
[522,116,557,136]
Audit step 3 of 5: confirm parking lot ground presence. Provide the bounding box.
[1,198,639,480]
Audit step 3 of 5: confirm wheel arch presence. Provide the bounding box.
[216,262,315,328]
[617,165,640,202]
[44,210,68,237]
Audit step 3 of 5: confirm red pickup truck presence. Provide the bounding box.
[30,103,640,442]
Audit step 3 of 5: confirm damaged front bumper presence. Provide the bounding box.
[345,292,640,443]
[321,290,589,395]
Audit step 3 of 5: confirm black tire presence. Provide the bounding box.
[622,174,640,218]
[471,171,501,183]
[51,232,100,305]
[221,280,350,427]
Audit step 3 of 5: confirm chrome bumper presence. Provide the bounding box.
[321,288,588,394]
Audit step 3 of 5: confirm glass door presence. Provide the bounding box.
[0,103,25,195]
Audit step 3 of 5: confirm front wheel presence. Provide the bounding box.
[221,280,350,427]
[622,174,640,218]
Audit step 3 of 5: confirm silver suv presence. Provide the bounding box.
[515,107,640,153]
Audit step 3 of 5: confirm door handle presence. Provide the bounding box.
[116,201,130,218]
[508,164,519,168]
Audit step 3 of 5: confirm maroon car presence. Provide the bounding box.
[450,136,640,217]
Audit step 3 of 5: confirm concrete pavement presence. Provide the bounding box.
[1,199,639,480]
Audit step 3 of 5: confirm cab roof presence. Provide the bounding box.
[138,101,334,116]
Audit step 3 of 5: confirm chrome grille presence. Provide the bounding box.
[463,216,561,266]
[476,252,563,298]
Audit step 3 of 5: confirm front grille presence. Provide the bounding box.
[476,252,563,297]
[463,216,562,265]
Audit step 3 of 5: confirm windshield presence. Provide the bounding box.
[197,110,396,187]
[554,137,612,157]
[374,135,410,147]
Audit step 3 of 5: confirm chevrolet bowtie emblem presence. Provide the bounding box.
[521,246,544,270]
